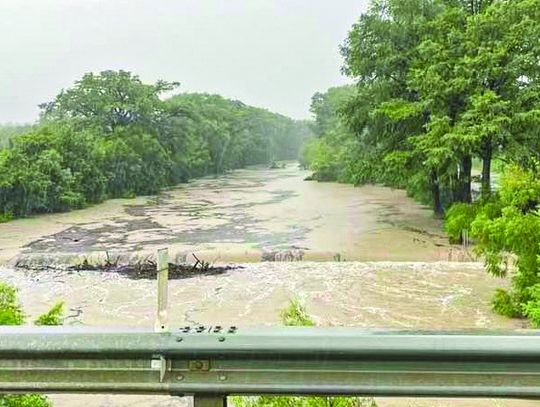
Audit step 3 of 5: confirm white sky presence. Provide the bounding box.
[0,0,368,123]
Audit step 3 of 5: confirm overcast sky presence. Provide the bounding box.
[0,0,368,123]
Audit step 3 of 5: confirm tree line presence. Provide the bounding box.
[302,0,540,326]
[0,124,30,149]
[0,70,311,221]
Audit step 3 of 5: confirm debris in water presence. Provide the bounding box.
[16,254,243,280]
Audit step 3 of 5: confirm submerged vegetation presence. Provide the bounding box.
[280,298,315,327]
[14,256,244,280]
[303,0,540,325]
[232,299,376,407]
[0,71,311,219]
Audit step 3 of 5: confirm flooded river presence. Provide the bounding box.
[0,164,531,407]
[1,164,457,264]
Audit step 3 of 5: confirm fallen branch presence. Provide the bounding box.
[17,258,243,280]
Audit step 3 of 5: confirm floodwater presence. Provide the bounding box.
[0,262,528,407]
[1,164,459,265]
[0,163,531,407]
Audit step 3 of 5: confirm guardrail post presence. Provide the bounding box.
[155,248,169,332]
[193,395,227,407]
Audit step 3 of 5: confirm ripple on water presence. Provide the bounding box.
[0,261,529,407]
[0,261,521,330]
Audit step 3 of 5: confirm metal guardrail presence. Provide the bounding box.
[0,326,540,406]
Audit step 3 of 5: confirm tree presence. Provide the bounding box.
[165,93,311,175]
[309,0,444,211]
[0,76,312,221]
[408,0,540,204]
[306,0,540,216]
[0,124,32,149]
[40,70,178,132]
[457,166,540,325]
[301,86,358,182]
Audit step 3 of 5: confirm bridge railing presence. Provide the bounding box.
[0,326,539,406]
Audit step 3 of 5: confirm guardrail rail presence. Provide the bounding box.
[0,326,539,406]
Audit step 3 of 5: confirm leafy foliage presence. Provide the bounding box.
[280,298,315,327]
[522,284,540,327]
[0,212,12,224]
[35,301,64,326]
[232,300,376,407]
[0,72,312,220]
[0,395,52,407]
[304,0,540,216]
[0,124,31,149]
[300,86,360,183]
[446,166,540,324]
[491,288,520,318]
[0,283,24,325]
[444,203,477,243]
[39,70,178,132]
[0,282,62,406]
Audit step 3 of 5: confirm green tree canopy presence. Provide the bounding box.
[40,70,178,132]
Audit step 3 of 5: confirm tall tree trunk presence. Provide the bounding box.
[461,155,472,203]
[430,170,443,217]
[481,142,492,198]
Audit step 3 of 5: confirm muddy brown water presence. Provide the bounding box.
[0,164,532,407]
[0,164,459,264]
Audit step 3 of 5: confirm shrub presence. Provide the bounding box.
[444,203,477,243]
[0,211,13,224]
[492,289,520,318]
[300,139,340,182]
[0,395,52,407]
[450,166,540,326]
[0,282,64,407]
[280,298,314,327]
[522,284,540,327]
[35,301,64,326]
[231,299,377,407]
[0,283,25,325]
